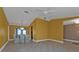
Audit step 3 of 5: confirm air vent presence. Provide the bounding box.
[24,11,29,13]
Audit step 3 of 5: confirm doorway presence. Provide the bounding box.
[31,26,33,40]
[16,27,26,35]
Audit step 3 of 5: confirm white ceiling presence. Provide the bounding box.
[3,7,79,26]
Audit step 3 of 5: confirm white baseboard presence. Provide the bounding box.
[33,39,64,43]
[0,40,9,52]
[50,39,64,43]
[64,39,79,43]
[33,39,49,42]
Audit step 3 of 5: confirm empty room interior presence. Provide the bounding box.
[1,7,79,52]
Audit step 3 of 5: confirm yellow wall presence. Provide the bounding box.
[29,18,64,41]
[31,18,48,40]
[27,26,31,36]
[48,19,64,41]
[0,8,8,48]
[9,25,16,39]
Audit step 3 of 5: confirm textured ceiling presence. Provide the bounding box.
[3,7,79,26]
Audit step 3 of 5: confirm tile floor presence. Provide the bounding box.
[2,40,79,52]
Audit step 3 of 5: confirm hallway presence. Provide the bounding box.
[2,40,79,52]
[1,7,79,52]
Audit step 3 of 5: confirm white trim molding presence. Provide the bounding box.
[64,39,79,43]
[0,40,9,52]
[33,39,64,43]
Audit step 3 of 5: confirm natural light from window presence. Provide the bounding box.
[72,18,79,24]
[17,28,26,35]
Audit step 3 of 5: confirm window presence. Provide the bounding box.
[16,27,26,35]
[17,29,21,35]
[23,30,26,35]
